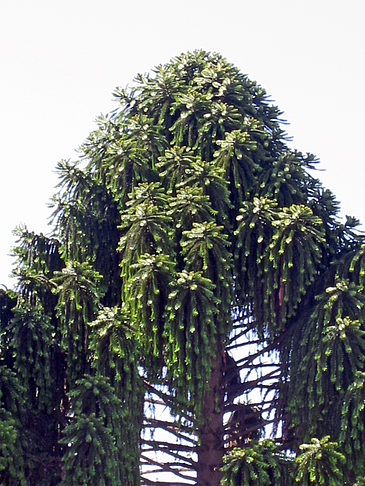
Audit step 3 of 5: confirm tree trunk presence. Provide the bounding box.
[196,345,224,486]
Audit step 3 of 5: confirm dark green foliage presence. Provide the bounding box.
[52,160,122,304]
[0,413,24,485]
[91,307,143,483]
[0,289,17,367]
[1,50,365,485]
[53,261,102,384]
[60,413,118,486]
[287,280,365,449]
[118,183,173,282]
[0,366,26,485]
[221,440,293,486]
[12,228,63,314]
[340,371,365,470]
[11,302,53,412]
[123,253,173,363]
[60,375,136,485]
[235,197,325,335]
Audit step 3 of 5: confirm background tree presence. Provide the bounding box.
[1,50,365,485]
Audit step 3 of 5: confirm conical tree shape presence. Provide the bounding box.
[1,50,365,486]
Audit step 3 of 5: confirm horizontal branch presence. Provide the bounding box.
[224,397,278,414]
[240,362,281,369]
[235,332,285,367]
[144,417,197,444]
[141,478,194,486]
[142,441,196,465]
[224,369,281,403]
[141,454,195,483]
[144,379,194,421]
[227,329,258,345]
[142,439,196,457]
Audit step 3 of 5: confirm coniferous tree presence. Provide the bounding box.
[1,50,365,485]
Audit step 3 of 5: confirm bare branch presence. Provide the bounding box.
[141,454,196,483]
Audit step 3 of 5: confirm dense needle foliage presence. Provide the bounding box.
[1,50,365,485]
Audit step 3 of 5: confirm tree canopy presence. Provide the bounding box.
[1,50,365,485]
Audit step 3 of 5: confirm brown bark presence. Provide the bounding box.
[196,346,225,486]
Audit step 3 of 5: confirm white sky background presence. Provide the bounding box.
[1,0,364,288]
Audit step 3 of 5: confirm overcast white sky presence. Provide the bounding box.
[1,0,364,288]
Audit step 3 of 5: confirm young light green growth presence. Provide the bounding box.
[295,437,345,486]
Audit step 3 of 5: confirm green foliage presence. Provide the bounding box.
[287,280,365,444]
[164,270,220,413]
[340,371,365,471]
[169,186,216,230]
[124,253,174,363]
[295,436,345,486]
[214,127,263,206]
[182,220,234,316]
[0,366,26,485]
[1,289,64,485]
[53,261,102,384]
[221,440,293,486]
[157,146,198,194]
[60,374,140,485]
[51,160,121,302]
[235,198,325,335]
[12,228,63,312]
[0,413,26,485]
[60,413,118,486]
[10,301,53,412]
[90,307,143,483]
[2,49,365,485]
[118,182,173,282]
[352,478,365,486]
[0,289,17,366]
[91,306,142,398]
